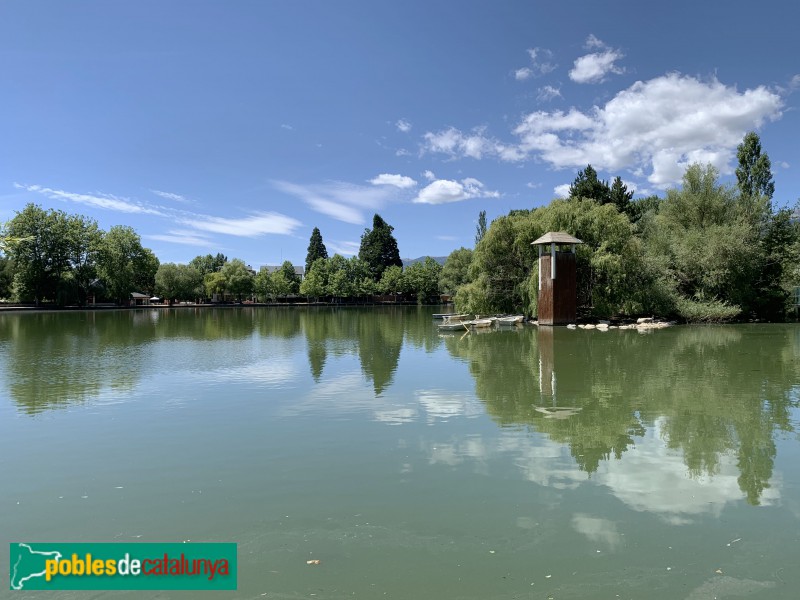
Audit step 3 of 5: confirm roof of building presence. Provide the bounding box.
[531,232,583,245]
[130,292,149,299]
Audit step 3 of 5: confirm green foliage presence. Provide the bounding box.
[97,226,159,304]
[277,260,301,295]
[403,256,442,304]
[358,214,402,281]
[736,131,774,200]
[675,296,742,322]
[189,253,227,277]
[155,263,203,303]
[378,264,405,295]
[610,176,633,213]
[6,204,71,304]
[220,259,255,301]
[568,164,611,204]
[300,258,329,299]
[439,247,473,295]
[204,271,227,299]
[65,214,103,306]
[0,256,13,299]
[475,210,487,246]
[305,227,328,274]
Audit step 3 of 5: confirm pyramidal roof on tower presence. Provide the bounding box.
[531,232,583,245]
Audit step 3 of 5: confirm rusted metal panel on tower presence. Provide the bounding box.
[537,252,577,325]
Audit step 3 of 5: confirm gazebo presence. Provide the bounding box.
[531,232,582,325]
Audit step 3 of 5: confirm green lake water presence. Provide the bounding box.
[2,307,800,599]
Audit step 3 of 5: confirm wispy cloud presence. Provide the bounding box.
[436,235,458,241]
[422,126,525,162]
[180,212,301,237]
[14,183,164,215]
[413,177,499,205]
[151,189,190,203]
[537,85,562,101]
[369,173,418,189]
[423,170,436,181]
[395,148,411,157]
[272,179,397,225]
[515,47,557,80]
[396,119,412,133]
[146,229,215,246]
[326,240,360,256]
[569,35,624,84]
[281,123,293,130]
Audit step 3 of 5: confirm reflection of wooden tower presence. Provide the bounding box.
[531,232,582,325]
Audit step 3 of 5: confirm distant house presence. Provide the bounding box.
[261,265,305,280]
[130,292,150,306]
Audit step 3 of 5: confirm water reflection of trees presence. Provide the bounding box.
[447,324,800,505]
[300,306,437,393]
[2,306,444,413]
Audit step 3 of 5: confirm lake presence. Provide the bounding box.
[1,307,799,599]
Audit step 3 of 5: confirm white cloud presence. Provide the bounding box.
[413,177,499,205]
[151,189,189,203]
[15,183,164,215]
[570,50,624,83]
[554,184,571,198]
[569,36,624,84]
[146,230,214,246]
[423,170,436,181]
[537,85,562,101]
[790,74,800,89]
[513,74,783,187]
[395,148,411,157]
[780,161,790,169]
[436,235,458,241]
[515,67,533,81]
[326,240,360,256]
[526,182,542,189]
[273,179,396,225]
[422,126,525,162]
[369,173,418,189]
[526,47,556,76]
[396,119,412,133]
[280,123,293,130]
[180,211,301,237]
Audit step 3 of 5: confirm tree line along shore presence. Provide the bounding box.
[2,132,798,322]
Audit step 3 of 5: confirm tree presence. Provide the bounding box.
[358,214,402,281]
[155,263,201,304]
[0,255,13,299]
[277,260,301,295]
[254,267,273,302]
[378,264,405,296]
[220,259,255,302]
[404,257,442,304]
[305,227,328,274]
[475,210,487,246]
[736,132,774,200]
[568,164,611,204]
[204,271,227,300]
[439,248,473,295]
[64,214,103,306]
[97,225,159,305]
[609,176,633,213]
[300,258,329,300]
[189,253,227,277]
[6,204,71,304]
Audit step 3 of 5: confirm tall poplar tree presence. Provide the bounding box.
[736,132,774,200]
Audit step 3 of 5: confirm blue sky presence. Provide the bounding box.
[2,0,799,267]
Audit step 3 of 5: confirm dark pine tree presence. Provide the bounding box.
[305,227,328,274]
[568,164,611,204]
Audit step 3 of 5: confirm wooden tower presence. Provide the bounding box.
[531,232,582,325]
